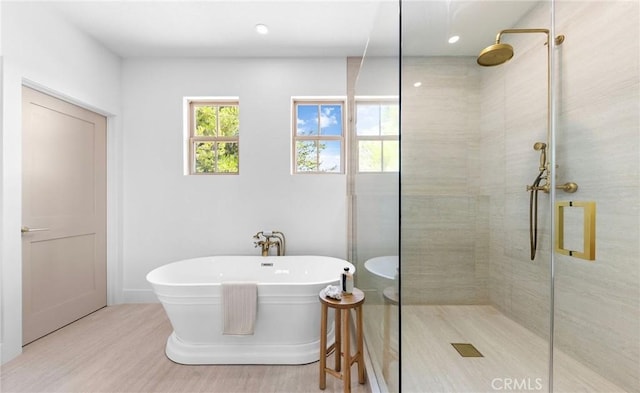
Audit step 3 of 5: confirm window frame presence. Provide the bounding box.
[354,97,399,174]
[186,98,240,175]
[292,98,346,175]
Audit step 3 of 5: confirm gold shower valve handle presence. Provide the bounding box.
[558,182,578,193]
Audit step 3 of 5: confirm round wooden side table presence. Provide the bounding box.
[319,287,365,393]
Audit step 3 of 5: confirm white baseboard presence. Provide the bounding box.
[0,341,23,365]
[121,289,159,303]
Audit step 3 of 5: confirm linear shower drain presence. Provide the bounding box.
[451,343,484,357]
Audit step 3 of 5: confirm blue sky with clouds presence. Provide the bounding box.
[296,104,343,172]
[296,104,342,136]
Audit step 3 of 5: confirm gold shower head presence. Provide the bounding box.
[477,28,565,67]
[477,42,514,66]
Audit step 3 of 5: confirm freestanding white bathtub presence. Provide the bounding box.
[146,255,355,365]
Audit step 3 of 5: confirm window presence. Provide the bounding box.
[187,99,239,174]
[355,99,399,173]
[293,99,345,174]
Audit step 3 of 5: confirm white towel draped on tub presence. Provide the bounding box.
[222,282,258,335]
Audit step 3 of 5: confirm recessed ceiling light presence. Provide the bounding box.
[448,35,460,44]
[255,24,269,35]
[413,81,422,88]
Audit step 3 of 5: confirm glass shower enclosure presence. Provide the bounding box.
[354,1,639,392]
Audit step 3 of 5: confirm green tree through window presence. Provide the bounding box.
[356,100,399,173]
[189,101,239,174]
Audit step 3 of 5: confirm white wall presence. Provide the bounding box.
[121,58,348,301]
[0,2,121,363]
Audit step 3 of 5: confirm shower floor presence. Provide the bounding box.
[363,304,628,393]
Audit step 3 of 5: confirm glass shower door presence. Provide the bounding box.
[552,1,640,392]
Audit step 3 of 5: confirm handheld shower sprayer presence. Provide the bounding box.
[533,142,547,171]
[527,141,578,260]
[528,142,548,260]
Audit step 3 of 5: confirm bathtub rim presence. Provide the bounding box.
[146,255,356,288]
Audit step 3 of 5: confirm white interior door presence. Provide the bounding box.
[21,86,107,345]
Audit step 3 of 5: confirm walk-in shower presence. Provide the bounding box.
[357,1,640,391]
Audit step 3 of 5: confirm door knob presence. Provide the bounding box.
[21,226,49,234]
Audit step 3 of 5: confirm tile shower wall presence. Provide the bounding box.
[553,1,639,391]
[401,57,489,305]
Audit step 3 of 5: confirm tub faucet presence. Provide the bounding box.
[253,231,286,256]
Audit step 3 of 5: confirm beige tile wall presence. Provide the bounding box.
[553,1,639,391]
[401,57,489,305]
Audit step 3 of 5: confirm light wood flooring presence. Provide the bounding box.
[363,304,629,393]
[2,304,631,393]
[0,304,371,393]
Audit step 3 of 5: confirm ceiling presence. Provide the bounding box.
[46,0,540,58]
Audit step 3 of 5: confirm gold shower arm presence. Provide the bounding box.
[495,28,564,45]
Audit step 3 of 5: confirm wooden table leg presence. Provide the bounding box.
[342,308,351,393]
[357,305,365,384]
[319,302,327,390]
[335,308,341,372]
